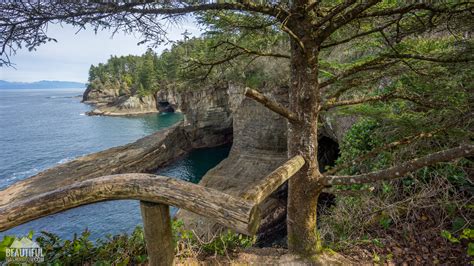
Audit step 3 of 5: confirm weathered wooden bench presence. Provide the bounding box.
[0,155,304,265]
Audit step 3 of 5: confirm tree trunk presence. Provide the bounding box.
[286,18,324,257]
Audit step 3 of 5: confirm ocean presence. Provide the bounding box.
[0,88,230,239]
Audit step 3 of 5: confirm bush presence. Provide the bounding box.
[319,117,473,263]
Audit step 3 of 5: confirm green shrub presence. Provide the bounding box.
[202,230,255,256]
[1,220,256,264]
[36,227,146,265]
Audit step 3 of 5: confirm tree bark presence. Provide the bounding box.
[140,201,174,266]
[286,6,324,257]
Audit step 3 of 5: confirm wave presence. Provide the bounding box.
[46,96,74,99]
[1,156,75,188]
[1,167,40,187]
[57,157,73,164]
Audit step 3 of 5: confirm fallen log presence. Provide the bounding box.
[0,174,260,236]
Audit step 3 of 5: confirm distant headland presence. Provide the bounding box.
[0,80,85,89]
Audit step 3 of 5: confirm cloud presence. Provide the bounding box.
[0,17,202,83]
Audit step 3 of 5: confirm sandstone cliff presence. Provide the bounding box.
[176,85,289,245]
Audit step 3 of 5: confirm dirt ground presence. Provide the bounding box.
[175,247,351,265]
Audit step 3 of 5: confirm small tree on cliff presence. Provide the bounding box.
[1,1,473,258]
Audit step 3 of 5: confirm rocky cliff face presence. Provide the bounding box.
[82,86,120,104]
[157,85,234,148]
[83,86,158,116]
[176,86,290,245]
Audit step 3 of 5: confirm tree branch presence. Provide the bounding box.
[325,73,388,100]
[185,39,289,81]
[324,124,456,176]
[129,2,285,18]
[320,19,397,49]
[319,57,393,89]
[186,52,244,80]
[359,3,473,18]
[385,53,474,63]
[315,0,380,43]
[393,94,448,109]
[244,87,300,123]
[312,1,357,29]
[216,40,290,59]
[321,90,451,111]
[322,91,395,110]
[0,1,289,66]
[325,144,474,185]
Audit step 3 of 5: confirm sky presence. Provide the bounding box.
[0,17,203,83]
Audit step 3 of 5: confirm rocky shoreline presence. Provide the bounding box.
[85,108,159,116]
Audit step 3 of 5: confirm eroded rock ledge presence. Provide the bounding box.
[0,123,190,206]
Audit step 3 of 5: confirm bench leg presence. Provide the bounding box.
[140,201,174,266]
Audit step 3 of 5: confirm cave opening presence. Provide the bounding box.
[317,136,340,220]
[158,101,175,113]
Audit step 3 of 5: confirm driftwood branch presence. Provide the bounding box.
[244,87,300,123]
[242,155,305,205]
[325,144,474,185]
[0,174,260,235]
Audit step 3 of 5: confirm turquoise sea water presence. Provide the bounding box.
[0,89,230,239]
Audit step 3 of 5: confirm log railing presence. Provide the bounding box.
[0,156,304,266]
